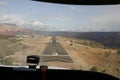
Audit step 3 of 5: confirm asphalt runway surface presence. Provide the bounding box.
[41,36,73,62]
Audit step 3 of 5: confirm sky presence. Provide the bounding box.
[0,0,120,31]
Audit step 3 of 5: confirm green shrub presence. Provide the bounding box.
[78,40,105,48]
[104,51,111,57]
[89,66,98,72]
[117,49,120,55]
[0,52,6,59]
[9,38,22,43]
[2,57,13,65]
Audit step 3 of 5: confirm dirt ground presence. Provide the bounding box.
[9,36,120,78]
[57,36,120,78]
[10,36,51,66]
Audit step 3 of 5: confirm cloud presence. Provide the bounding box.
[32,21,45,27]
[88,8,120,31]
[0,2,8,6]
[0,14,25,25]
[48,15,71,21]
[70,6,81,11]
[92,14,120,25]
[69,7,120,32]
[0,14,46,30]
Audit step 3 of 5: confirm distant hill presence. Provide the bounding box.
[74,32,120,48]
[36,31,120,48]
[0,23,35,35]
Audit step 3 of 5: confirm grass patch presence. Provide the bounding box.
[70,37,105,48]
[0,35,28,65]
[0,35,15,39]
[81,40,105,48]
[1,57,14,65]
[104,51,111,57]
[9,38,22,43]
[116,49,120,55]
[0,39,27,55]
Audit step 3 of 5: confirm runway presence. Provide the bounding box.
[41,36,73,62]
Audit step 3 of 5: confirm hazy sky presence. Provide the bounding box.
[0,0,120,31]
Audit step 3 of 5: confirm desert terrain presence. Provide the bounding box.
[0,35,119,78]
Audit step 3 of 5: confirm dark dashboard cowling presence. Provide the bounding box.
[0,66,119,80]
[0,67,41,80]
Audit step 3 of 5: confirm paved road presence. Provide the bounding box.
[41,36,73,62]
[40,55,73,62]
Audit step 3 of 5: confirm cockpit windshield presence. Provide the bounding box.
[0,0,120,78]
